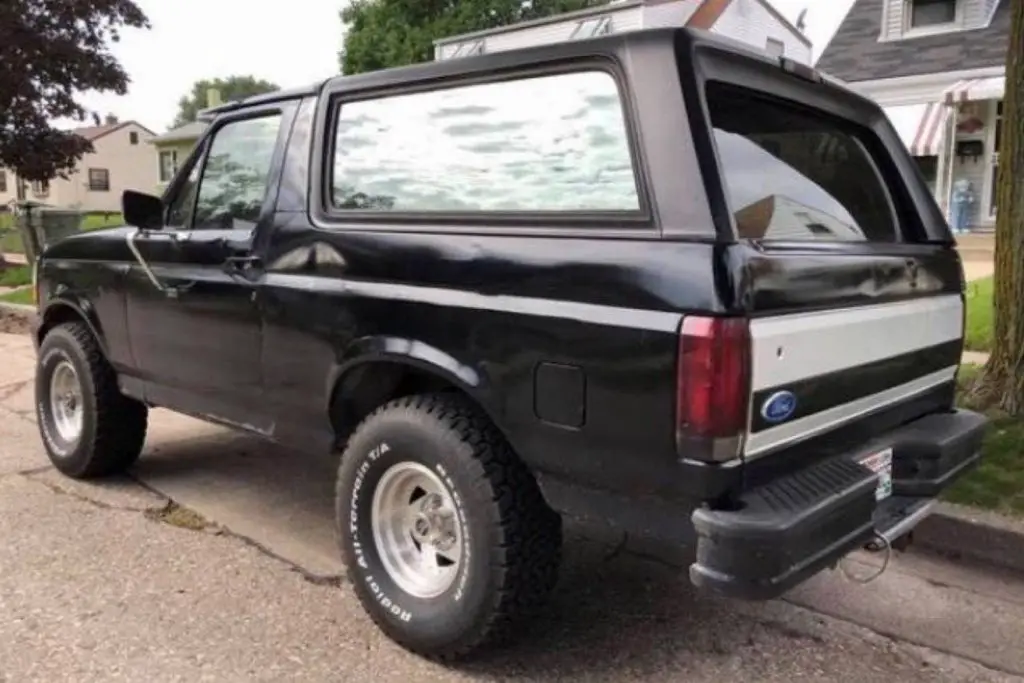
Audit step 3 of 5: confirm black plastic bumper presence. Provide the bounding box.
[689,408,987,600]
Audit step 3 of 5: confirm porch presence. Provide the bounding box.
[884,76,1004,233]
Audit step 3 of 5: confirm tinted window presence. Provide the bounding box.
[331,70,640,214]
[910,0,956,27]
[706,83,898,242]
[191,114,282,231]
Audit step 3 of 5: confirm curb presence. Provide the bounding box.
[913,502,1024,575]
[0,301,37,318]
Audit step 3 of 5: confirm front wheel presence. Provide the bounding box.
[35,321,148,479]
[335,393,562,660]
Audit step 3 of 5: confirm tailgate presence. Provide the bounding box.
[693,48,964,461]
[746,294,962,458]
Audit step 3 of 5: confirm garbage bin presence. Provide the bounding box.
[37,209,83,247]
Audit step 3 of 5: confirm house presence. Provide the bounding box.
[0,121,159,214]
[816,0,1011,231]
[149,88,223,192]
[149,120,208,192]
[434,0,813,65]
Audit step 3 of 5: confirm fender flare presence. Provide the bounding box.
[324,335,492,418]
[37,295,108,358]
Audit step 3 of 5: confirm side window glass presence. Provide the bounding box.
[191,114,283,231]
[330,70,641,214]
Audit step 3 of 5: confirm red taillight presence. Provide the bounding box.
[677,316,751,449]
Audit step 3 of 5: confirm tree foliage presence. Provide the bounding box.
[973,0,1024,414]
[171,76,280,129]
[339,0,612,75]
[0,0,149,181]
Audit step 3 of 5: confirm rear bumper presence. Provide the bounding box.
[689,408,987,600]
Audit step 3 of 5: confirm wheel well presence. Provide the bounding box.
[329,362,465,444]
[37,304,93,347]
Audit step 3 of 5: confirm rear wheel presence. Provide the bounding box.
[35,321,148,479]
[335,393,562,660]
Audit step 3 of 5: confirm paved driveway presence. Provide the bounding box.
[0,331,1022,682]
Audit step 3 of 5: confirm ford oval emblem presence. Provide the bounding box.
[761,391,798,424]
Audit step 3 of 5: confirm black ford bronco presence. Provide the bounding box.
[31,27,986,660]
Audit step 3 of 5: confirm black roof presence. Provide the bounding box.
[816,0,1011,83]
[197,82,324,120]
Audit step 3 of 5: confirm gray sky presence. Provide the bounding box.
[77,0,856,133]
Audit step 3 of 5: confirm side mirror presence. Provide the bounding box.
[122,190,164,231]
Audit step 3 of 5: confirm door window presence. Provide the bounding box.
[190,114,283,231]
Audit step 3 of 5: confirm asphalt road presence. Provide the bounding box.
[1,330,1022,682]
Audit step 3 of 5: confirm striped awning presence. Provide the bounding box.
[884,102,950,157]
[943,76,1005,104]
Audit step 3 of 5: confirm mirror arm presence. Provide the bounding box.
[125,228,183,299]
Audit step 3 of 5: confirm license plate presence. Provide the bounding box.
[858,448,893,501]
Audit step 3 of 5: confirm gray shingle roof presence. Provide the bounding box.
[816,0,1011,83]
[150,120,208,144]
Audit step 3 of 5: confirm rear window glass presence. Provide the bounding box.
[706,83,898,242]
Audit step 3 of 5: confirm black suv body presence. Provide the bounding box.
[30,28,986,659]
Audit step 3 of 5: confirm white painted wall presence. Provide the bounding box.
[435,0,811,65]
[709,0,812,64]
[52,123,159,213]
[436,4,648,60]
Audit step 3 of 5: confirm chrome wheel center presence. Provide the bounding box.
[49,359,83,444]
[371,462,463,599]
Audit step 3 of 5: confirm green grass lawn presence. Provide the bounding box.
[0,212,123,255]
[964,276,993,353]
[0,287,33,305]
[942,363,1024,516]
[0,265,31,287]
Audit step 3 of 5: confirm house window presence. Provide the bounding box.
[31,180,49,197]
[88,168,110,192]
[0,172,6,193]
[129,131,139,145]
[159,150,179,182]
[908,0,957,29]
[766,38,785,57]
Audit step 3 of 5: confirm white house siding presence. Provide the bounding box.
[880,0,906,40]
[49,123,159,213]
[435,4,646,60]
[435,0,809,64]
[640,0,701,28]
[963,0,990,27]
[709,0,812,63]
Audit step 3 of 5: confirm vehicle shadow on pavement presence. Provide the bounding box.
[127,422,859,679]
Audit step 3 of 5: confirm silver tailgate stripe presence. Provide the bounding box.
[748,294,963,390]
[744,365,958,458]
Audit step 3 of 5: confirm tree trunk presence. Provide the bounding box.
[975,0,1024,414]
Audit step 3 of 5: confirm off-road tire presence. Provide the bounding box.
[36,321,148,478]
[335,392,562,660]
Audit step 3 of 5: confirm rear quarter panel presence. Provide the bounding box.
[258,222,730,500]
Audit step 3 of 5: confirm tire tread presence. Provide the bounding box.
[44,321,148,478]
[338,391,562,660]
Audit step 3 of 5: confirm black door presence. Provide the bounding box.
[124,107,293,433]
